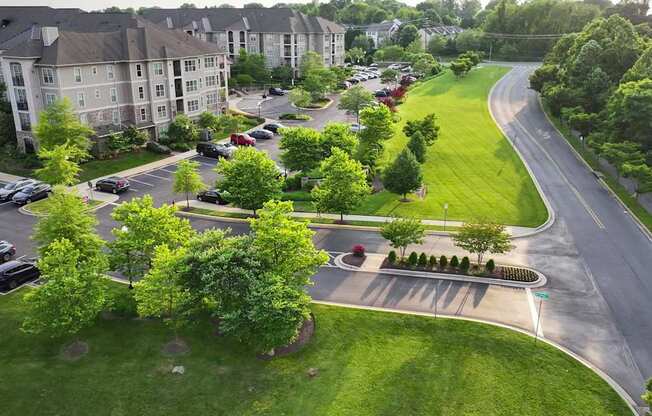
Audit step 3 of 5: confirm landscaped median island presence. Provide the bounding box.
[0,284,631,415]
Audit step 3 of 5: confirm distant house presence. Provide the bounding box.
[364,19,401,47]
[418,25,464,50]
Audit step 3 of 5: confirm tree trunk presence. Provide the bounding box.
[477,253,483,265]
[186,191,190,209]
[340,211,344,222]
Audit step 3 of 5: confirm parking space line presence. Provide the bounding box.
[15,255,26,261]
[127,178,154,187]
[157,167,177,174]
[142,172,171,181]
[525,288,545,338]
[0,201,14,207]
[191,158,217,167]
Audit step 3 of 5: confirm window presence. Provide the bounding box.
[74,67,82,83]
[204,57,215,68]
[187,99,199,112]
[205,75,216,87]
[139,108,147,121]
[15,89,28,111]
[41,68,54,84]
[112,110,119,124]
[95,89,100,99]
[92,66,98,75]
[138,86,144,99]
[184,59,197,72]
[136,64,143,77]
[157,105,167,119]
[155,84,165,97]
[45,93,56,106]
[10,63,24,86]
[77,92,85,108]
[110,88,117,103]
[185,80,198,92]
[152,62,163,76]
[206,92,217,105]
[107,65,114,80]
[18,113,30,131]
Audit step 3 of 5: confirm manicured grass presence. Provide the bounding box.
[359,66,548,227]
[23,198,102,216]
[78,150,168,183]
[0,285,629,415]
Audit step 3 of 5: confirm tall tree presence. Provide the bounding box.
[452,221,513,264]
[312,148,370,221]
[382,148,423,200]
[34,98,93,157]
[299,51,324,76]
[165,114,199,146]
[380,217,426,259]
[622,162,652,200]
[403,113,440,145]
[346,47,366,65]
[288,87,312,112]
[397,24,419,48]
[173,160,206,209]
[35,145,82,186]
[279,127,324,172]
[0,83,16,147]
[599,141,645,179]
[321,122,358,158]
[215,147,282,215]
[338,85,376,125]
[407,131,427,163]
[607,79,652,149]
[380,68,400,86]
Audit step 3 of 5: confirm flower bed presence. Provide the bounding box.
[279,113,312,121]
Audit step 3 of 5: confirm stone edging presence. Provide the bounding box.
[311,300,641,416]
[334,253,547,288]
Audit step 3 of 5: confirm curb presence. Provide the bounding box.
[290,97,335,111]
[18,195,118,217]
[310,300,640,416]
[334,253,548,289]
[487,65,556,238]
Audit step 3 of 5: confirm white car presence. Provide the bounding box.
[355,73,369,80]
[350,123,367,133]
[388,63,402,70]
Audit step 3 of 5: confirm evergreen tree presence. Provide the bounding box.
[407,131,427,163]
[382,149,423,200]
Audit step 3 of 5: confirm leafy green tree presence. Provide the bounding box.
[35,144,82,185]
[356,105,395,171]
[303,68,336,101]
[407,131,427,163]
[413,54,437,76]
[338,85,376,125]
[166,114,199,145]
[22,238,107,338]
[375,45,405,62]
[529,64,560,93]
[198,111,220,130]
[380,217,426,259]
[450,58,472,77]
[643,379,652,411]
[383,148,423,200]
[622,46,652,83]
[109,195,194,287]
[397,24,419,48]
[235,74,255,88]
[452,221,513,264]
[312,148,370,222]
[173,160,206,209]
[566,110,599,138]
[403,113,440,145]
[215,147,282,215]
[321,122,358,158]
[33,189,105,262]
[622,163,652,200]
[0,83,16,147]
[300,51,324,76]
[346,47,366,65]
[250,200,328,287]
[232,49,270,83]
[279,127,323,172]
[351,34,374,52]
[272,65,294,84]
[607,79,652,148]
[599,141,645,179]
[134,245,190,337]
[288,87,312,111]
[427,35,447,56]
[34,98,92,158]
[381,68,399,86]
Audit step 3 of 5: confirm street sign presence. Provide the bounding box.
[534,291,549,300]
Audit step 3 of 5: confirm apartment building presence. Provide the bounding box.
[0,11,229,152]
[142,8,345,74]
[364,19,402,48]
[418,25,465,50]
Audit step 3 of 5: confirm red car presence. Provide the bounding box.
[230,133,256,146]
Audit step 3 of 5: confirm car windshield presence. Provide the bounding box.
[20,186,33,193]
[2,183,18,190]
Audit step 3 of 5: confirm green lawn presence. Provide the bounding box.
[23,198,102,216]
[0,285,629,415]
[78,150,168,183]
[358,66,548,227]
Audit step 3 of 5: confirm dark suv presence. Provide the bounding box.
[197,189,231,204]
[95,177,130,194]
[0,260,39,291]
[196,142,235,159]
[268,87,285,96]
[12,183,51,205]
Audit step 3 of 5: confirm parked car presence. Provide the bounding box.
[350,123,366,133]
[338,81,351,89]
[197,189,231,205]
[374,89,389,97]
[263,123,285,134]
[268,87,285,96]
[0,178,39,202]
[0,241,16,262]
[355,73,369,80]
[196,142,235,159]
[249,129,274,141]
[95,176,130,194]
[12,183,51,205]
[230,133,256,146]
[347,77,360,84]
[0,260,39,291]
[388,63,402,70]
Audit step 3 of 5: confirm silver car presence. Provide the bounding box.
[0,179,39,202]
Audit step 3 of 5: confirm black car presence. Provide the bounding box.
[268,87,285,96]
[196,142,235,159]
[95,176,130,194]
[374,89,389,97]
[262,123,285,134]
[197,189,231,204]
[0,178,39,202]
[12,183,51,205]
[249,129,274,140]
[0,260,39,291]
[0,241,16,262]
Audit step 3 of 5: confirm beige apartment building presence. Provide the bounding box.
[0,10,229,152]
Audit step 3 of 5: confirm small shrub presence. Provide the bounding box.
[408,251,418,267]
[450,255,459,268]
[460,256,470,272]
[108,288,137,317]
[352,244,365,257]
[388,250,397,264]
[428,255,437,268]
[485,259,496,273]
[283,174,302,191]
[279,113,311,121]
[418,252,428,267]
[439,255,448,269]
[146,141,171,154]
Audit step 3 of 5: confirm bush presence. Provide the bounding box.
[408,251,418,267]
[439,255,448,269]
[486,259,496,273]
[460,256,470,272]
[388,250,397,264]
[428,255,437,268]
[450,255,459,268]
[283,174,303,191]
[169,142,193,151]
[146,141,171,154]
[279,113,312,121]
[352,244,365,257]
[418,252,428,267]
[108,288,137,317]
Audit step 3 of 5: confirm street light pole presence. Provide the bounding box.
[443,203,448,232]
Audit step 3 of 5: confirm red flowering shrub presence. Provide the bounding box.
[352,244,365,257]
[390,86,406,100]
[378,96,396,112]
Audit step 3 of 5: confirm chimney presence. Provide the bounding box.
[41,27,59,47]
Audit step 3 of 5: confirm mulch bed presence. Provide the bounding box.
[60,340,89,361]
[257,313,315,360]
[342,254,366,267]
[380,259,538,283]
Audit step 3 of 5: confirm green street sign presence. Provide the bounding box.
[534,291,549,300]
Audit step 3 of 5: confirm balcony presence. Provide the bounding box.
[173,60,181,77]
[174,79,183,98]
[16,100,28,111]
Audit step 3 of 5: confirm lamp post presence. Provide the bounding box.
[443,203,448,232]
